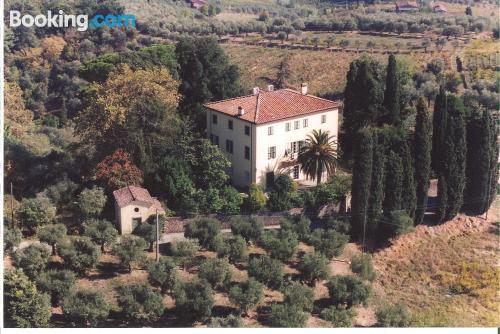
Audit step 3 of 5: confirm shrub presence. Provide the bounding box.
[267,174,297,211]
[220,185,243,215]
[229,278,264,315]
[209,314,244,327]
[280,216,311,242]
[230,216,264,244]
[268,303,309,327]
[260,229,299,262]
[184,218,221,249]
[320,305,356,327]
[217,235,248,263]
[76,187,107,219]
[59,237,101,275]
[62,289,110,327]
[243,183,267,213]
[146,257,178,293]
[112,235,147,272]
[389,210,414,236]
[309,229,349,259]
[170,239,200,269]
[297,252,330,284]
[17,196,56,234]
[38,223,67,255]
[248,255,284,289]
[282,282,314,312]
[174,279,214,320]
[326,275,371,308]
[376,303,411,327]
[198,257,232,290]
[13,244,51,279]
[36,270,76,306]
[4,269,51,328]
[132,215,166,251]
[4,226,22,253]
[350,254,376,281]
[42,178,78,206]
[324,217,351,234]
[116,284,164,322]
[83,219,118,252]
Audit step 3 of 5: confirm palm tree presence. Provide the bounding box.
[298,129,338,185]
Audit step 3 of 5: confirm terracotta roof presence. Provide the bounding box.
[204,88,340,125]
[113,186,164,212]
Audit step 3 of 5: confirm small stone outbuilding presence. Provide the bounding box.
[113,186,165,235]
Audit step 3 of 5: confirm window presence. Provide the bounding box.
[134,207,140,212]
[212,114,218,124]
[285,122,291,132]
[244,171,251,181]
[226,140,234,154]
[266,172,275,189]
[245,125,250,136]
[244,146,250,160]
[210,135,219,146]
[268,126,273,135]
[228,120,233,130]
[303,119,308,128]
[321,114,327,123]
[293,165,300,179]
[132,218,141,230]
[268,146,276,159]
[294,120,300,130]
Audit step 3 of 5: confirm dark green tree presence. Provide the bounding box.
[308,229,349,259]
[112,235,147,272]
[326,275,371,308]
[400,140,417,218]
[267,174,298,211]
[83,219,118,252]
[382,150,404,216]
[413,98,432,225]
[62,289,110,327]
[297,252,330,285]
[59,237,101,275]
[230,217,264,244]
[38,223,67,255]
[260,229,299,262]
[174,279,214,321]
[248,255,284,289]
[431,86,447,173]
[351,128,374,239]
[116,284,165,322]
[198,258,232,290]
[367,130,386,234]
[13,244,51,279]
[382,54,401,125]
[36,270,76,306]
[146,257,178,293]
[282,282,315,312]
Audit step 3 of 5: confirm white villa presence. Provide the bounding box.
[204,84,340,189]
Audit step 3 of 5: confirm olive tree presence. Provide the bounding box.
[309,229,348,259]
[170,239,200,269]
[38,224,67,255]
[230,216,264,244]
[83,219,118,252]
[62,289,110,327]
[297,252,330,285]
[184,218,221,249]
[76,187,106,219]
[259,229,298,262]
[350,254,376,281]
[36,270,76,306]
[267,303,309,327]
[282,282,314,312]
[4,226,22,253]
[376,303,411,327]
[326,275,371,308]
[248,255,284,289]
[174,279,214,321]
[320,305,356,327]
[59,237,101,275]
[112,235,147,272]
[13,244,51,279]
[229,278,264,315]
[217,235,248,263]
[116,283,165,322]
[198,257,232,290]
[17,196,56,234]
[146,257,178,293]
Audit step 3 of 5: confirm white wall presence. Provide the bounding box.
[206,109,253,187]
[117,201,153,235]
[254,108,338,187]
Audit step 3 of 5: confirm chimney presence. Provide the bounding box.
[238,106,245,116]
[252,87,260,95]
[267,84,274,92]
[301,83,308,95]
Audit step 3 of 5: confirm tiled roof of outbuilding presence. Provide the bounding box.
[113,186,164,213]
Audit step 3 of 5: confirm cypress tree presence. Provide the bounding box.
[383,150,404,215]
[367,130,386,235]
[59,98,68,127]
[439,96,467,222]
[463,109,491,214]
[351,128,374,240]
[399,139,416,218]
[487,114,499,209]
[382,54,401,126]
[413,98,432,225]
[436,174,448,222]
[431,86,447,173]
[341,57,384,159]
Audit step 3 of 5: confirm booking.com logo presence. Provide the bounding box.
[9,10,136,32]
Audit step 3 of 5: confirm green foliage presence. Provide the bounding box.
[112,235,147,272]
[267,174,298,211]
[248,255,284,289]
[62,289,110,327]
[174,279,214,321]
[146,257,178,293]
[219,186,243,214]
[268,303,309,327]
[217,235,249,264]
[297,252,330,284]
[282,282,314,312]
[184,218,221,250]
[280,216,311,242]
[376,303,411,327]
[320,305,356,327]
[17,196,56,234]
[209,315,244,327]
[431,86,447,172]
[4,269,51,328]
[36,270,76,306]
[133,215,166,251]
[116,283,164,322]
[413,98,432,225]
[324,217,351,235]
[388,210,414,236]
[38,223,67,255]
[170,239,200,268]
[76,187,107,219]
[326,275,371,308]
[59,237,101,275]
[4,226,22,253]
[400,140,417,218]
[383,54,401,126]
[230,216,264,244]
[350,254,376,281]
[383,150,404,215]
[13,244,51,279]
[243,183,267,213]
[259,229,299,262]
[298,129,338,185]
[367,131,386,234]
[229,278,264,315]
[42,178,79,207]
[309,229,349,259]
[198,258,232,290]
[83,219,118,252]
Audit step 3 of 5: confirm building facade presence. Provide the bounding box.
[204,84,340,189]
